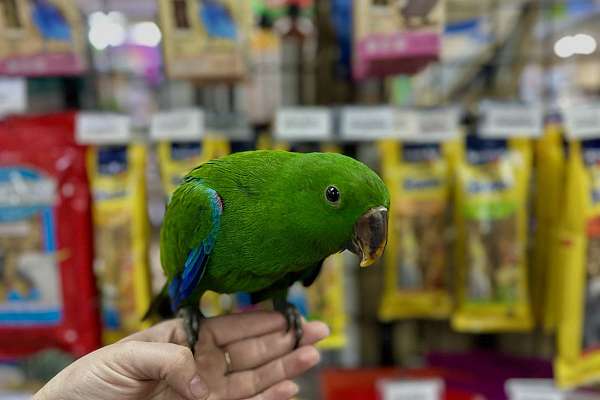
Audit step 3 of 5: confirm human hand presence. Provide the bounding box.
[34,311,329,400]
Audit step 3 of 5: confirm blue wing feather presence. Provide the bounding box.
[168,188,222,311]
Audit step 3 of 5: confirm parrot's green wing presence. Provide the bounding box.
[160,175,223,311]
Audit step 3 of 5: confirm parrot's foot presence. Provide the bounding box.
[274,300,303,349]
[178,306,204,354]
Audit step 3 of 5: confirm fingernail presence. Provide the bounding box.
[289,382,300,396]
[189,375,208,399]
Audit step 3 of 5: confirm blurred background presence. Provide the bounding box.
[1,0,600,399]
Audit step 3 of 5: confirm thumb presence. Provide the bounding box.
[110,341,209,400]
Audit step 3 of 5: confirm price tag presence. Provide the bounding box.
[393,109,419,139]
[275,107,332,141]
[76,113,131,145]
[480,101,543,138]
[377,379,443,400]
[205,112,252,141]
[340,107,396,141]
[404,108,459,142]
[150,108,204,141]
[505,379,566,400]
[0,78,26,117]
[563,104,600,139]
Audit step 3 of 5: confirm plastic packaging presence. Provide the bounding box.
[532,122,565,332]
[0,112,99,358]
[157,136,231,317]
[0,0,86,76]
[451,136,533,332]
[379,140,455,320]
[555,138,600,388]
[353,0,444,79]
[157,137,230,196]
[158,0,251,81]
[87,144,152,344]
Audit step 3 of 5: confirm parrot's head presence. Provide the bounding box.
[291,152,390,267]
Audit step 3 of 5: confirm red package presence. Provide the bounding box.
[0,112,100,358]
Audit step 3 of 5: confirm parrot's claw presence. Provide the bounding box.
[178,306,204,354]
[275,300,303,349]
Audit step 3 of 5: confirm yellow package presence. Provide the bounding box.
[379,140,455,320]
[451,136,533,332]
[305,145,345,349]
[88,145,152,344]
[531,123,565,332]
[252,139,347,348]
[306,253,347,349]
[555,138,600,388]
[157,136,231,316]
[157,136,231,195]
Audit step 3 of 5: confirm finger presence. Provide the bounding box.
[120,319,186,345]
[241,380,299,400]
[110,341,209,400]
[207,311,288,346]
[223,346,320,399]
[225,321,329,371]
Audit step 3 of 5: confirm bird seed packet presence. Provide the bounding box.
[157,136,231,317]
[531,122,565,332]
[555,138,600,388]
[158,137,231,198]
[379,139,455,320]
[244,141,348,349]
[87,144,152,344]
[0,0,86,76]
[352,0,444,79]
[0,112,100,358]
[451,136,533,332]
[158,0,251,81]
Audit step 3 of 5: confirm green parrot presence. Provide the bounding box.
[146,150,389,350]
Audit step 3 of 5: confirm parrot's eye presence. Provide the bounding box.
[325,185,340,204]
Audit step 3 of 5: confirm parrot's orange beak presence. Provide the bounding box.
[349,206,388,267]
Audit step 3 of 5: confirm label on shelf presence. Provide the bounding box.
[0,78,26,118]
[377,379,444,400]
[340,106,396,141]
[150,108,204,141]
[275,107,332,141]
[409,107,460,142]
[563,104,600,139]
[76,113,131,145]
[506,379,563,400]
[480,101,543,138]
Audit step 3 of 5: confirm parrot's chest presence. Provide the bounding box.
[203,258,306,294]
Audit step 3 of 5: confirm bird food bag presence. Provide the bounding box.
[157,136,231,316]
[87,144,152,344]
[158,0,251,81]
[353,0,444,79]
[0,112,100,358]
[0,0,86,76]
[532,122,565,332]
[555,138,600,388]
[158,137,230,197]
[451,136,533,332]
[305,253,347,349]
[379,140,454,320]
[246,142,348,349]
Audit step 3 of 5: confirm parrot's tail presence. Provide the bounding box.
[142,284,174,321]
